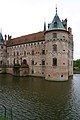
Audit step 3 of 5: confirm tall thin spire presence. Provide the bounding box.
[44,21,46,31]
[56,5,57,15]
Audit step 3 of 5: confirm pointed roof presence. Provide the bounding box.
[0,33,3,45]
[48,7,66,31]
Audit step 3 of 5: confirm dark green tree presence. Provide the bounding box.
[73,59,80,68]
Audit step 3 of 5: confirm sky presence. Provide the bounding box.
[0,0,79,60]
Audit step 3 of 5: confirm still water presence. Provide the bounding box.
[0,74,80,120]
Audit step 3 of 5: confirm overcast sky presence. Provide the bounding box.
[0,0,79,60]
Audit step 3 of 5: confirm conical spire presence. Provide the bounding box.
[48,7,66,31]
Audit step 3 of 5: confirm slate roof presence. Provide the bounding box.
[48,12,66,31]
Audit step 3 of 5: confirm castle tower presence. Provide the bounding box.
[45,7,73,81]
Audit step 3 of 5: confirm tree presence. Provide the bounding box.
[73,59,80,68]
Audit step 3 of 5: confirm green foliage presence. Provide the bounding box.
[0,116,8,120]
[73,59,80,69]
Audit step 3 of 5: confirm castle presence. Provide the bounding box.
[0,8,73,81]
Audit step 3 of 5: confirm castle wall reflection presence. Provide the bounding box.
[0,74,80,120]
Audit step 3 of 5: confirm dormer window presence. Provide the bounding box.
[54,22,57,28]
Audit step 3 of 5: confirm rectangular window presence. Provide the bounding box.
[32,69,34,74]
[53,58,57,66]
[17,52,19,56]
[32,60,34,65]
[53,44,57,52]
[53,33,57,38]
[42,50,45,55]
[32,50,34,55]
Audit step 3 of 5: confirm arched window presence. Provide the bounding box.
[53,44,57,52]
[23,59,27,64]
[42,60,45,65]
[53,58,57,66]
[32,69,34,74]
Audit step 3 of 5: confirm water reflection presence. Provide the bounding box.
[0,74,80,119]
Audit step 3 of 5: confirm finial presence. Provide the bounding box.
[56,4,57,15]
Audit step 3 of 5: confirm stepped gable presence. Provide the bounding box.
[7,31,45,46]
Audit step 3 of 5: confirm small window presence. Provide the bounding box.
[22,59,27,65]
[61,75,63,77]
[63,36,65,39]
[53,33,57,38]
[42,50,45,55]
[17,52,19,56]
[53,44,57,52]
[53,58,57,66]
[20,58,22,64]
[32,60,34,65]
[0,61,2,65]
[32,69,34,74]
[32,50,34,55]
[13,59,15,64]
[42,60,45,65]
[1,46,3,49]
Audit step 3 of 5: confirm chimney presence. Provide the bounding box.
[4,34,7,41]
[8,35,12,40]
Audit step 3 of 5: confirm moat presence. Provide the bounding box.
[0,74,80,120]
